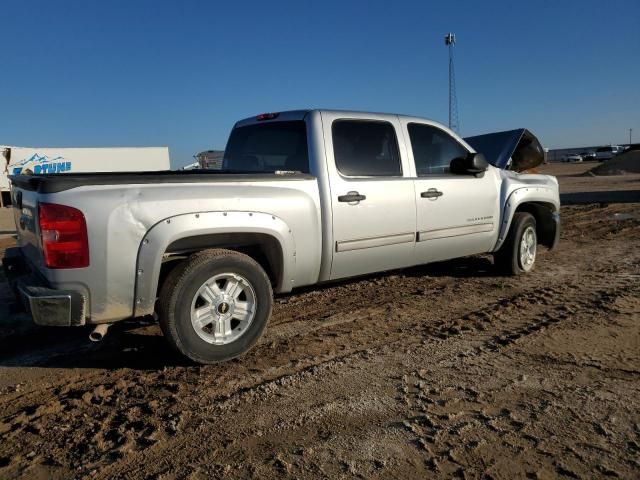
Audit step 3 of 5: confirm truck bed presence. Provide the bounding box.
[8,169,323,323]
[10,170,315,193]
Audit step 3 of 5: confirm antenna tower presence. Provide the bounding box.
[445,33,459,132]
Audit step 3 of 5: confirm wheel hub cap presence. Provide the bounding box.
[190,273,256,345]
[519,226,537,271]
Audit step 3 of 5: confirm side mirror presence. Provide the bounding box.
[450,152,489,176]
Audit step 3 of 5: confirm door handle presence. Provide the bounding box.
[338,191,366,203]
[421,188,443,199]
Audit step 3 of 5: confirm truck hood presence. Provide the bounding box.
[464,129,544,172]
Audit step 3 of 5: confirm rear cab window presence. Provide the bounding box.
[223,121,309,173]
[332,120,402,177]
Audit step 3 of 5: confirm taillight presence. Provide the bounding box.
[38,202,90,269]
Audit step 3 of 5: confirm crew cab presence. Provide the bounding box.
[3,110,560,364]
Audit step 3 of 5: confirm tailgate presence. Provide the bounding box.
[12,187,45,269]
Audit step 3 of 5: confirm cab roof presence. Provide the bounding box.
[233,109,442,128]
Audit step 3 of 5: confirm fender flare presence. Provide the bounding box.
[493,187,559,252]
[132,211,296,317]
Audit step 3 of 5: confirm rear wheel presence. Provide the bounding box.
[494,212,537,275]
[158,249,273,364]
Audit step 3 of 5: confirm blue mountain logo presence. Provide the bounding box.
[10,153,72,175]
[12,153,66,167]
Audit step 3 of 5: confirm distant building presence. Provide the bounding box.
[195,150,224,169]
[546,144,634,162]
[546,146,601,162]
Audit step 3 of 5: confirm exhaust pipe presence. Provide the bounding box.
[89,323,111,342]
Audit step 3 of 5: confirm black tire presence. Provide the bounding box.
[158,248,273,364]
[494,212,537,275]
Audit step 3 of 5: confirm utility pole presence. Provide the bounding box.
[630,128,633,145]
[445,33,459,132]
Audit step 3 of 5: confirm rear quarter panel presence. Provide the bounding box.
[34,179,321,323]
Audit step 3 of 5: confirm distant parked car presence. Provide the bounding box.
[580,151,596,161]
[562,153,583,162]
[595,145,624,161]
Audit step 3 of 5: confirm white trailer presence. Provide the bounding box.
[1,146,171,207]
[1,147,11,192]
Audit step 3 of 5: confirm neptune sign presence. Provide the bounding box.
[11,153,73,175]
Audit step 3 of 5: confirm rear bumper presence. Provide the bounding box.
[2,248,86,326]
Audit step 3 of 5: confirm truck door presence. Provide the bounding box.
[400,120,500,264]
[321,112,416,280]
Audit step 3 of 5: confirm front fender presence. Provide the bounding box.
[133,211,296,317]
[493,186,560,252]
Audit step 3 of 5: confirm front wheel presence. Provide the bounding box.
[158,249,273,364]
[494,212,537,275]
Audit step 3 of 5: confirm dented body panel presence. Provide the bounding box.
[464,129,546,172]
[31,179,321,323]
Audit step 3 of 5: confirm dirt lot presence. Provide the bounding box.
[0,167,639,479]
[537,160,640,195]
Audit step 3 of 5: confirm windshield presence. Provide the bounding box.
[223,121,309,173]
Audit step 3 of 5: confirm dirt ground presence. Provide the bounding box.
[537,160,640,194]
[590,151,640,176]
[0,167,639,479]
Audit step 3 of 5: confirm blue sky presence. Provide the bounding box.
[1,0,638,168]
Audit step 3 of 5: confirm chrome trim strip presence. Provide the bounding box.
[336,232,415,252]
[418,223,494,241]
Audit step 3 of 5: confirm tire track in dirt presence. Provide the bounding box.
[481,281,639,353]
[0,268,635,479]
[89,268,639,479]
[397,278,640,478]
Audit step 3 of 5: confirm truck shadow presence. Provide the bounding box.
[404,255,496,278]
[285,254,498,299]
[0,310,192,370]
[0,255,497,370]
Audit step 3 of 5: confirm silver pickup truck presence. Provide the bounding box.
[3,110,560,364]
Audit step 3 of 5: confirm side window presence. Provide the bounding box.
[408,123,468,175]
[332,120,402,177]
